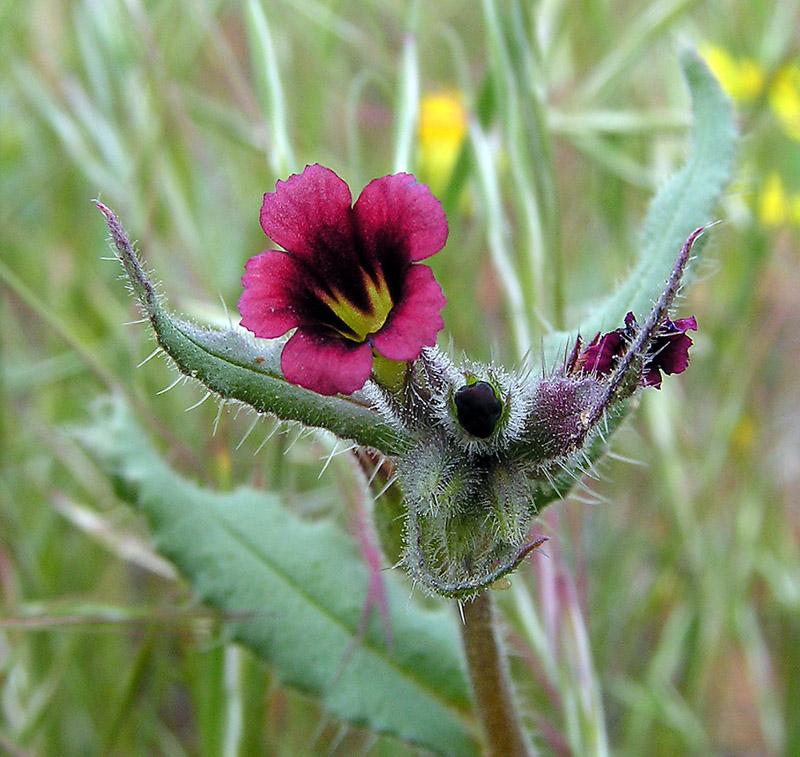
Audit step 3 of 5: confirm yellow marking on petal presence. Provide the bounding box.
[759,173,788,227]
[769,64,800,142]
[700,44,764,102]
[320,272,394,342]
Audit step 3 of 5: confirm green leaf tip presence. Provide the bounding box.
[75,395,479,756]
[96,202,412,456]
[543,46,736,367]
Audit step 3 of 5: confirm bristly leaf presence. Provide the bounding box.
[96,202,412,456]
[542,47,736,368]
[75,397,479,757]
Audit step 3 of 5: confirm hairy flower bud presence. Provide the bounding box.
[386,230,704,599]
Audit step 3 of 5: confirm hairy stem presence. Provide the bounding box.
[460,591,533,757]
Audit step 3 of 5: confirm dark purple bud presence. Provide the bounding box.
[572,311,697,389]
[643,316,697,388]
[522,377,605,461]
[575,330,626,376]
[454,381,503,438]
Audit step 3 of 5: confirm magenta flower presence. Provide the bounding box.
[573,312,697,389]
[238,165,448,396]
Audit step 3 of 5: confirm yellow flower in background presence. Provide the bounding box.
[769,64,800,142]
[758,173,800,229]
[701,43,800,144]
[417,92,468,193]
[702,44,800,229]
[731,414,757,457]
[700,44,764,102]
[759,173,788,227]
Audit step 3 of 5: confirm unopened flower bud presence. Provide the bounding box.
[454,380,503,438]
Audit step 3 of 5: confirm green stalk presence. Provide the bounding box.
[459,592,534,757]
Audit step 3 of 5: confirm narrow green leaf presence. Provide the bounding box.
[574,0,706,105]
[543,48,736,368]
[76,397,479,757]
[245,0,297,175]
[392,7,420,174]
[97,203,412,456]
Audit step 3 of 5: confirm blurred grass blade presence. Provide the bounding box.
[566,133,654,188]
[735,603,784,752]
[543,48,736,367]
[548,108,688,136]
[574,0,705,105]
[469,118,532,357]
[276,0,370,50]
[15,64,123,196]
[481,0,549,340]
[50,494,178,580]
[246,0,297,174]
[392,1,420,174]
[75,396,479,757]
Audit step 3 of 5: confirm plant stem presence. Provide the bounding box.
[460,591,533,757]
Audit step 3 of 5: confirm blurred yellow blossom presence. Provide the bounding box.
[731,415,757,456]
[417,91,468,192]
[769,64,800,142]
[759,173,788,227]
[700,44,764,102]
[758,173,800,228]
[702,43,800,144]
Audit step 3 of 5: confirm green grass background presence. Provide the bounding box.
[1,0,799,754]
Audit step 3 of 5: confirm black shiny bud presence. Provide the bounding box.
[454,381,503,438]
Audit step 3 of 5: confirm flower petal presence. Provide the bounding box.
[280,328,374,396]
[239,250,332,339]
[643,316,698,387]
[577,330,625,376]
[238,250,307,338]
[260,163,355,258]
[260,164,385,313]
[672,316,698,333]
[643,366,665,388]
[658,332,694,375]
[353,173,448,265]
[371,264,446,361]
[652,316,697,377]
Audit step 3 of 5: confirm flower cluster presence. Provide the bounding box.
[236,165,702,598]
[239,165,448,396]
[701,45,800,231]
[759,173,800,228]
[570,311,698,389]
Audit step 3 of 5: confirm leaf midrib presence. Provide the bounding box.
[150,474,476,734]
